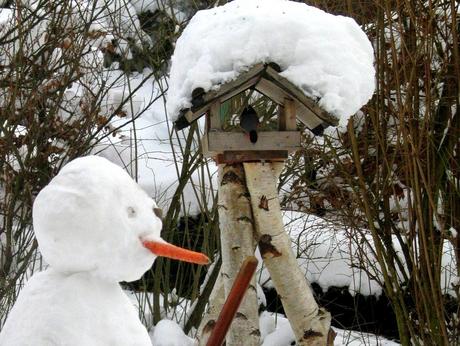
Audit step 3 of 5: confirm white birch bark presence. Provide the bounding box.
[196,276,225,346]
[217,164,260,346]
[243,162,333,346]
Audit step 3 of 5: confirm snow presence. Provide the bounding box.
[92,71,218,215]
[2,1,455,343]
[260,311,296,346]
[333,329,400,346]
[0,269,152,346]
[256,282,267,308]
[126,294,401,346]
[0,8,12,25]
[131,0,161,14]
[0,156,164,345]
[258,211,458,297]
[257,212,382,295]
[149,319,194,346]
[32,156,163,282]
[167,0,375,126]
[259,311,400,346]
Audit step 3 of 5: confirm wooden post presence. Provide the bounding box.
[209,102,221,130]
[243,162,333,346]
[217,164,260,345]
[279,98,297,131]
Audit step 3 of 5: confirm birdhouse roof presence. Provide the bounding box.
[173,63,338,134]
[166,0,375,129]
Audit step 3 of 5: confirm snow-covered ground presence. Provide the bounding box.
[146,314,400,346]
[258,211,458,297]
[128,290,401,346]
[125,208,452,345]
[259,311,399,346]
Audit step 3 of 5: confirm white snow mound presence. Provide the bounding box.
[167,0,375,126]
[149,319,194,346]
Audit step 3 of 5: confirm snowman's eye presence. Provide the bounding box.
[127,206,136,218]
[153,207,163,219]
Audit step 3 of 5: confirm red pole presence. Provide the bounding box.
[206,256,259,346]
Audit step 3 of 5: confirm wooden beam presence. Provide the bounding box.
[201,133,213,158]
[205,63,265,103]
[264,66,338,126]
[255,77,323,130]
[279,98,297,131]
[201,136,210,158]
[201,101,223,158]
[191,87,206,108]
[209,102,221,130]
[255,77,288,105]
[216,151,289,164]
[296,106,325,131]
[284,98,297,130]
[218,75,261,104]
[183,105,211,125]
[182,64,266,125]
[207,131,301,152]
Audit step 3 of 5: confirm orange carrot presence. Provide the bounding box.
[142,240,210,265]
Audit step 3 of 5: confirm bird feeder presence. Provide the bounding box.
[174,63,338,163]
[175,62,339,346]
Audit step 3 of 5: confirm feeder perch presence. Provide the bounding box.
[174,63,338,163]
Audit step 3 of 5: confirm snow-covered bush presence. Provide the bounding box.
[0,0,222,334]
[283,1,460,344]
[0,0,179,326]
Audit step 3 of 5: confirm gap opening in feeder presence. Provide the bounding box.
[219,89,284,133]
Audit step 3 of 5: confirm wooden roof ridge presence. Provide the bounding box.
[174,62,338,131]
[174,63,265,130]
[261,66,338,127]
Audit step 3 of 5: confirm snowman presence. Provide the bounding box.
[0,156,208,345]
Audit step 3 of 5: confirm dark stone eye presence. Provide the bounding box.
[127,207,136,218]
[153,207,163,219]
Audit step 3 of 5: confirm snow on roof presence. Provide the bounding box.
[167,0,375,126]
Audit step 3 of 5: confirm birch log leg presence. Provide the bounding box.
[217,164,260,346]
[197,276,225,346]
[243,162,333,346]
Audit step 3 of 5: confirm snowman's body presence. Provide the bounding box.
[1,269,151,346]
[0,156,207,346]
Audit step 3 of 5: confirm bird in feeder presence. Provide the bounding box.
[240,105,259,143]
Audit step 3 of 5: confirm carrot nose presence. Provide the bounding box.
[142,240,210,265]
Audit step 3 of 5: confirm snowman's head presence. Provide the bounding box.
[33,156,208,282]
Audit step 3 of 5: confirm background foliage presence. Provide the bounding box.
[0,1,458,345]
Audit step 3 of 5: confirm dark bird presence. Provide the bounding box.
[240,105,259,143]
